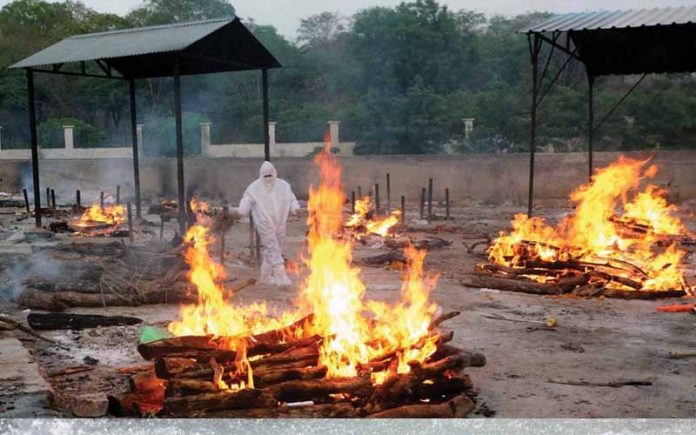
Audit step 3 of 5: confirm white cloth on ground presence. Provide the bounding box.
[238,161,299,285]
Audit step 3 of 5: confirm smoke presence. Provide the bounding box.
[0,251,66,302]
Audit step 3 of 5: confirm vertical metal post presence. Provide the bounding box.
[527,34,540,217]
[100,191,104,210]
[129,79,142,218]
[249,214,256,256]
[400,195,405,223]
[127,202,133,243]
[50,189,55,210]
[46,187,50,209]
[23,188,30,217]
[445,188,450,220]
[386,173,391,212]
[261,69,270,161]
[351,191,355,213]
[588,76,595,181]
[427,178,433,223]
[76,189,81,211]
[220,206,228,265]
[26,69,41,228]
[420,187,425,220]
[174,59,186,234]
[116,185,121,205]
[374,183,380,214]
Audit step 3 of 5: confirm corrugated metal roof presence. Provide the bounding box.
[521,6,696,33]
[10,18,234,69]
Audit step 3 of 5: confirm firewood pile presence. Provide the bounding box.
[462,234,692,300]
[109,312,486,418]
[15,241,196,311]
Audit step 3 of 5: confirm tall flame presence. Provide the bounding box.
[168,134,442,387]
[168,200,300,339]
[488,156,691,293]
[299,137,439,378]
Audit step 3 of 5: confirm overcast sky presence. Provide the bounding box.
[0,0,690,39]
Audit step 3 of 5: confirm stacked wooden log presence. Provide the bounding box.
[15,241,199,311]
[109,312,485,418]
[463,255,688,299]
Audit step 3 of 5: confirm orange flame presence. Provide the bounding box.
[168,135,442,387]
[488,156,692,293]
[79,204,125,225]
[346,196,402,237]
[168,200,301,339]
[299,138,439,379]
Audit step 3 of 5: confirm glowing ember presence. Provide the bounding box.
[345,196,401,237]
[488,156,692,293]
[167,135,441,388]
[79,204,125,226]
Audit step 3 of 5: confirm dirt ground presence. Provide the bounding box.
[1,197,695,418]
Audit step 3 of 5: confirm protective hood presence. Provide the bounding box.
[260,161,277,191]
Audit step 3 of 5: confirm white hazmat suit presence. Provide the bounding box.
[238,161,300,286]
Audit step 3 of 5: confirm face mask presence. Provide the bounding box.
[263,175,275,191]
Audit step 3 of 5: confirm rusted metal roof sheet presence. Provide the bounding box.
[521,6,696,33]
[9,17,280,78]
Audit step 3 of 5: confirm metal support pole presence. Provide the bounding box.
[127,202,133,243]
[27,69,41,228]
[100,191,104,210]
[527,35,541,217]
[116,185,121,205]
[427,178,433,223]
[76,189,81,211]
[46,187,50,209]
[374,183,380,214]
[351,191,355,213]
[588,76,594,181]
[220,206,228,265]
[445,188,450,220]
[420,187,426,220]
[249,214,256,256]
[174,60,186,234]
[50,189,55,210]
[129,79,142,218]
[386,173,391,212]
[400,195,405,223]
[261,68,270,161]
[23,189,30,217]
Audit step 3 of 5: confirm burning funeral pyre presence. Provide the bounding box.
[345,196,402,238]
[69,203,128,236]
[464,157,694,299]
[110,143,485,418]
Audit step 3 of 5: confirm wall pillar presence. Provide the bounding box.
[200,122,211,156]
[268,121,277,148]
[63,125,74,150]
[463,118,475,139]
[328,120,340,149]
[136,124,144,157]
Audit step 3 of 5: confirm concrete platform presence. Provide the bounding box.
[0,337,56,417]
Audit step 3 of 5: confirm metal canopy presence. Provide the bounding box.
[10,17,278,230]
[521,6,696,216]
[10,17,281,78]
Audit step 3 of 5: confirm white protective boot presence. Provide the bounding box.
[273,264,292,287]
[259,259,274,286]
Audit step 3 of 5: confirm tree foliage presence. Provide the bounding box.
[1,0,696,154]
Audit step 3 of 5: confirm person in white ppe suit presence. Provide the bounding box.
[238,161,300,286]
